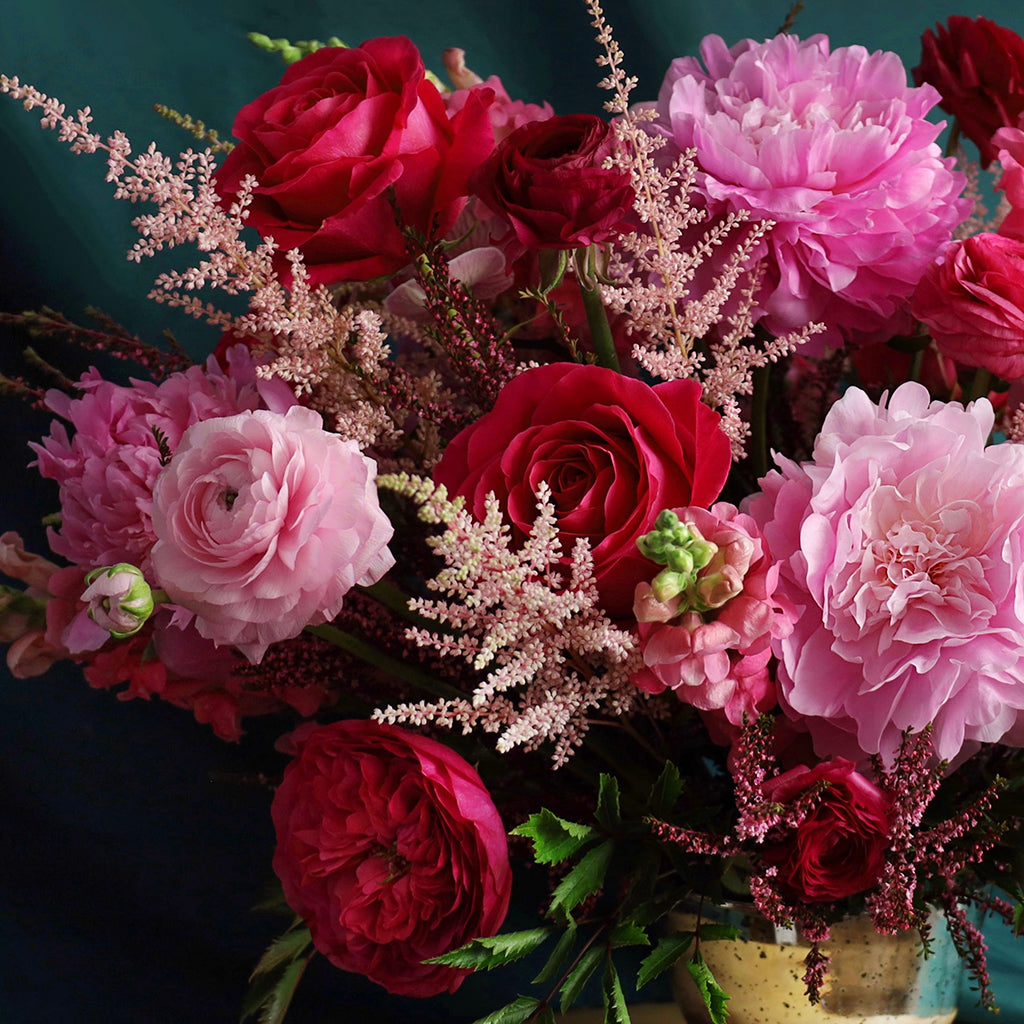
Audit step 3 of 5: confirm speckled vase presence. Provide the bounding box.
[670,904,962,1024]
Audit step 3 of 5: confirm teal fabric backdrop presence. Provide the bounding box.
[1,1,1022,1021]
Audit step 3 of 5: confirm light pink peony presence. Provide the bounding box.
[31,347,296,574]
[632,504,794,733]
[746,382,1024,764]
[150,406,394,662]
[644,33,969,351]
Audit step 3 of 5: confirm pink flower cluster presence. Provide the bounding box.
[646,32,968,351]
[748,382,1024,765]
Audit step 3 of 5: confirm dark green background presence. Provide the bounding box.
[1,2,1021,1021]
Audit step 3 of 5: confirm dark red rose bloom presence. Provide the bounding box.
[271,720,512,998]
[472,113,634,252]
[215,36,495,284]
[912,232,1024,380]
[760,759,892,904]
[913,16,1024,167]
[433,363,731,618]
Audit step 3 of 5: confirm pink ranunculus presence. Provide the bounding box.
[31,347,296,575]
[433,363,732,619]
[760,758,892,903]
[215,37,495,285]
[994,125,1024,241]
[644,33,969,352]
[632,504,794,730]
[150,406,394,662]
[912,232,1024,380]
[271,719,512,997]
[746,382,1024,765]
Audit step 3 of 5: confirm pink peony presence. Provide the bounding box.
[632,504,794,733]
[645,33,969,351]
[271,720,512,997]
[31,347,296,575]
[746,382,1024,764]
[150,406,394,662]
[912,232,1024,380]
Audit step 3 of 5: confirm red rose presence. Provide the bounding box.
[913,16,1024,167]
[760,759,892,903]
[215,37,495,284]
[472,114,634,252]
[433,363,731,618]
[271,720,512,997]
[912,232,1024,380]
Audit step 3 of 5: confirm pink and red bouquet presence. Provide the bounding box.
[3,6,1024,1024]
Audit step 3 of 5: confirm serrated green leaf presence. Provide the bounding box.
[602,959,632,1024]
[248,926,312,981]
[533,923,578,985]
[636,933,695,989]
[686,951,730,1024]
[512,809,595,865]
[549,840,615,919]
[559,945,605,1014]
[648,760,684,816]
[426,927,552,970]
[469,996,543,1024]
[595,774,622,830]
[608,921,649,948]
[698,923,741,942]
[240,955,309,1024]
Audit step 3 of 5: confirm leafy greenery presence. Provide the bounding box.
[240,922,313,1024]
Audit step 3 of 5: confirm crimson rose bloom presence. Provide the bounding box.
[914,16,1024,167]
[271,720,512,997]
[215,37,495,284]
[760,759,892,903]
[912,232,1024,380]
[472,114,634,252]
[433,363,731,618]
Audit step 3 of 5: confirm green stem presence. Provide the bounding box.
[305,622,464,700]
[965,367,992,404]
[576,261,620,372]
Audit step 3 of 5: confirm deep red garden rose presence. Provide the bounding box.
[433,363,732,618]
[215,36,495,284]
[271,720,512,997]
[913,16,1024,167]
[471,113,634,253]
[760,759,892,903]
[912,232,1024,380]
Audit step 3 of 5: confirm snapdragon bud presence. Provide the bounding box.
[81,564,155,639]
[637,509,719,607]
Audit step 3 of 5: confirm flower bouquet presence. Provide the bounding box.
[2,3,1024,1023]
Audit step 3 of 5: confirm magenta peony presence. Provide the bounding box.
[150,406,394,662]
[645,33,969,351]
[760,759,892,902]
[271,720,512,997]
[912,232,1024,380]
[746,382,1024,764]
[632,503,794,733]
[31,347,296,575]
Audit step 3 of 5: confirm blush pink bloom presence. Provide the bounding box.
[993,125,1024,241]
[645,33,969,351]
[746,382,1024,765]
[912,232,1024,380]
[632,504,794,732]
[150,406,394,663]
[31,347,296,575]
[271,720,512,997]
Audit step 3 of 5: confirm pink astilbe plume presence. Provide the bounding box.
[373,476,644,766]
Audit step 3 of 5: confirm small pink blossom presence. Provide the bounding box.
[644,33,969,351]
[150,406,395,662]
[746,382,1024,764]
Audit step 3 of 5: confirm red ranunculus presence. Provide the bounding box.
[912,232,1024,380]
[215,37,495,284]
[271,720,512,998]
[760,759,892,903]
[472,113,634,253]
[913,16,1024,168]
[433,363,731,618]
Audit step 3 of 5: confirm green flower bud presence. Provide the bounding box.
[82,564,154,639]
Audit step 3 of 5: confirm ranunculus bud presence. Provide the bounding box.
[81,564,155,638]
